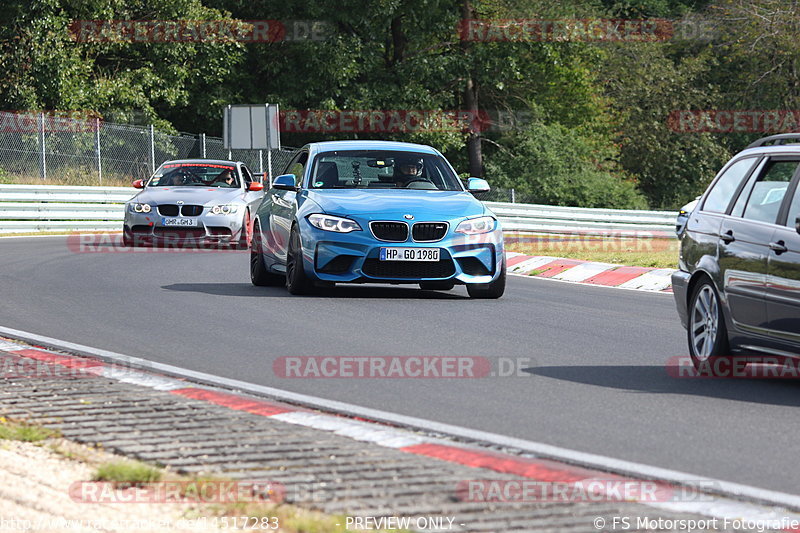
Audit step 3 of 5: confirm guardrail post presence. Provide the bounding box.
[38,112,46,181]
[148,125,155,173]
[95,118,102,185]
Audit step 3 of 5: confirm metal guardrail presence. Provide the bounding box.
[0,184,135,233]
[0,185,677,236]
[485,201,677,237]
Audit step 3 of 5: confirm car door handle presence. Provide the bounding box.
[720,230,735,244]
[770,240,788,254]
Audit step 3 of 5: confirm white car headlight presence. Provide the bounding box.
[210,205,239,215]
[129,203,152,213]
[455,216,496,235]
[308,214,361,233]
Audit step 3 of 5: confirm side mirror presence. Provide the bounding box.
[248,181,264,192]
[467,177,490,193]
[132,179,145,189]
[796,215,800,235]
[272,174,298,191]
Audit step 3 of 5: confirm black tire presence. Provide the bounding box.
[235,210,252,250]
[250,222,283,287]
[687,278,731,374]
[285,226,314,295]
[466,262,506,299]
[419,280,455,291]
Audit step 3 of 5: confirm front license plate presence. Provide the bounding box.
[161,217,198,227]
[380,247,440,262]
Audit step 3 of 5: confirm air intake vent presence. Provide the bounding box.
[412,222,448,242]
[370,221,408,242]
[157,205,179,216]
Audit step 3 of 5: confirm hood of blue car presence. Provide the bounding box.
[133,187,244,207]
[306,189,485,221]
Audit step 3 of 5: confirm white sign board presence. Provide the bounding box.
[223,104,280,150]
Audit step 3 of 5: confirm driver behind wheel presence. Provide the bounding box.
[393,156,425,187]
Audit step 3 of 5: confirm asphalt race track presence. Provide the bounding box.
[1,235,798,495]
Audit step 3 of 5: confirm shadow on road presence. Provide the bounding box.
[161,283,471,300]
[527,364,800,407]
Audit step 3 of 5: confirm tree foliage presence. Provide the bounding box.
[1,0,798,208]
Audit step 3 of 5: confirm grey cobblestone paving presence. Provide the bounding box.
[0,351,761,532]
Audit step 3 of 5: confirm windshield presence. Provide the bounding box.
[148,163,240,188]
[308,150,463,191]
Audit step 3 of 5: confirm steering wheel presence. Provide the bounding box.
[403,178,436,189]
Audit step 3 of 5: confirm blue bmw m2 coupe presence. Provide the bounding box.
[250,140,505,298]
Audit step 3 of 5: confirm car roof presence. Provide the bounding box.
[305,140,441,155]
[161,159,240,166]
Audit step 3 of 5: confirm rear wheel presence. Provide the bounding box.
[250,222,283,286]
[688,279,731,373]
[286,226,314,295]
[466,262,506,299]
[419,281,455,291]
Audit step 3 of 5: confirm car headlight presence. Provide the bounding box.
[455,216,496,234]
[308,214,361,233]
[129,203,152,213]
[210,205,239,215]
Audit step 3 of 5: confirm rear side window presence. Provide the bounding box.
[786,182,800,228]
[702,157,757,213]
[742,160,799,224]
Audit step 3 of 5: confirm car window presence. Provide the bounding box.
[284,152,308,186]
[308,150,463,191]
[241,165,253,184]
[702,157,757,213]
[742,160,799,224]
[148,163,240,188]
[784,179,800,229]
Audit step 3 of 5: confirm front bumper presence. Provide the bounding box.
[672,269,691,329]
[298,220,505,285]
[124,210,244,245]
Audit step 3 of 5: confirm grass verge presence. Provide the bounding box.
[506,233,679,269]
[93,460,162,484]
[0,417,60,442]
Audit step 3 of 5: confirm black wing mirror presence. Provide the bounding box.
[795,215,800,235]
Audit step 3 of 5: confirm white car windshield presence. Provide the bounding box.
[149,163,240,188]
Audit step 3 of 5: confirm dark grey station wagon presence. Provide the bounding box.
[673,134,800,368]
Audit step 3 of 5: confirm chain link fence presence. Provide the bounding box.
[0,111,296,186]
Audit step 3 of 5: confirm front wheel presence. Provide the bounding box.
[286,227,314,295]
[235,210,252,250]
[466,262,506,299]
[688,279,731,373]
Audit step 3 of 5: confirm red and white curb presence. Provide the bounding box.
[506,252,675,293]
[1,329,800,531]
